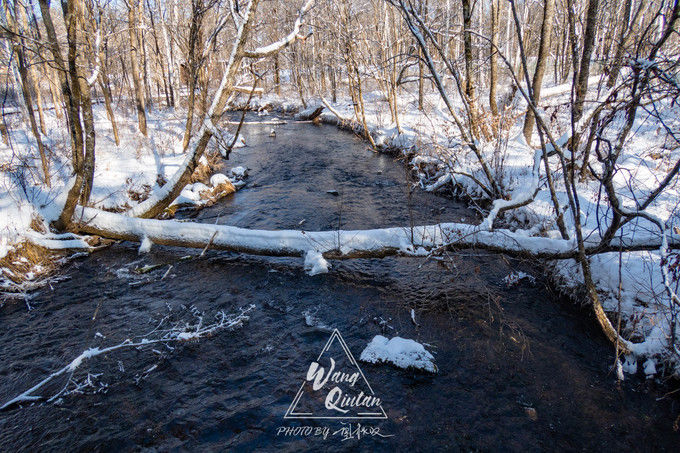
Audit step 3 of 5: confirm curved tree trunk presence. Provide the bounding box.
[129,0,315,219]
[128,0,260,219]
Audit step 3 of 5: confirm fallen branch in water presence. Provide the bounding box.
[1,304,254,410]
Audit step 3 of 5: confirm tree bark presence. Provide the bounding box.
[128,0,148,136]
[461,0,475,101]
[573,0,600,123]
[522,0,556,144]
[182,0,205,151]
[489,0,499,116]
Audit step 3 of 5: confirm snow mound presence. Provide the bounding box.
[360,335,437,373]
[190,182,210,195]
[304,250,329,276]
[210,173,231,187]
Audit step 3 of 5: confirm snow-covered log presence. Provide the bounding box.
[75,208,679,260]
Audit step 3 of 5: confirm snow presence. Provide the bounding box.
[139,236,153,254]
[622,355,638,374]
[210,173,231,187]
[503,271,536,287]
[643,358,657,377]
[360,335,437,373]
[303,250,329,276]
[231,166,248,179]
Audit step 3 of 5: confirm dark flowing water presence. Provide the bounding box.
[0,117,678,451]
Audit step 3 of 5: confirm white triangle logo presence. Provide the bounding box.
[284,329,388,419]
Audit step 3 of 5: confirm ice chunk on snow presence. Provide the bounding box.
[210,173,231,187]
[304,250,329,276]
[360,335,437,373]
[67,347,101,371]
[139,236,153,254]
[176,332,200,340]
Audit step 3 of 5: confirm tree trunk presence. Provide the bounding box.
[158,0,177,108]
[566,0,580,79]
[417,46,424,111]
[99,76,120,146]
[488,0,499,116]
[97,27,120,146]
[128,0,148,136]
[4,1,50,186]
[274,52,281,95]
[523,0,556,144]
[16,48,50,186]
[607,0,633,88]
[71,0,95,204]
[182,0,205,151]
[461,0,475,101]
[573,0,600,123]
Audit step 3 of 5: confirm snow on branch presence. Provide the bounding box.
[241,0,315,59]
[1,304,255,410]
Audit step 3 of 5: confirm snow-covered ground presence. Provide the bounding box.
[244,81,680,377]
[0,105,245,286]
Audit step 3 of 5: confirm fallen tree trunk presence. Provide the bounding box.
[75,208,680,260]
[57,208,680,357]
[295,106,324,121]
